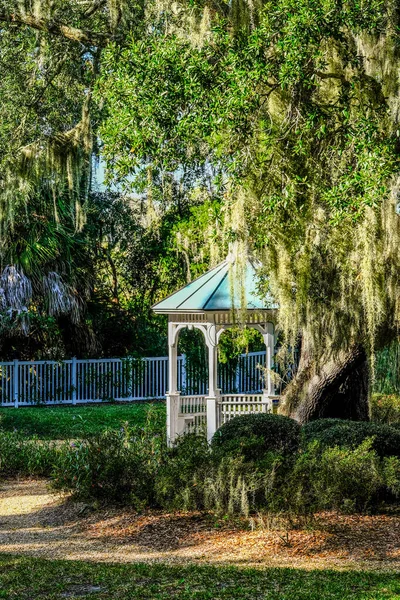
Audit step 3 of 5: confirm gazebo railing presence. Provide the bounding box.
[178,395,207,415]
[177,392,279,436]
[219,393,266,425]
[178,395,207,435]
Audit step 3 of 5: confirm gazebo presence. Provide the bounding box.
[152,253,278,444]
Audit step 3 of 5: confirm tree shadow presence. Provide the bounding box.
[0,480,399,570]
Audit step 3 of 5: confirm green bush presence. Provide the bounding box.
[4,405,394,517]
[211,413,301,462]
[52,408,167,505]
[302,419,400,458]
[370,394,400,425]
[0,430,57,477]
[203,453,285,516]
[53,430,157,505]
[155,434,212,510]
[301,418,346,439]
[180,439,400,516]
[288,440,400,513]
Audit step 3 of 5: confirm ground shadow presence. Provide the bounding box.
[0,480,399,570]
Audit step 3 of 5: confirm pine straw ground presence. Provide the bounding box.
[0,479,399,573]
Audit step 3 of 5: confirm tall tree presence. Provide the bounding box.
[0,0,145,354]
[97,0,400,421]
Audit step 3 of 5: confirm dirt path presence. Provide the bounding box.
[0,479,399,571]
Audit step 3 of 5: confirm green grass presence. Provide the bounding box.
[0,555,399,599]
[0,402,165,439]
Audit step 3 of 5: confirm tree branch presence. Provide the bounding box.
[0,11,109,46]
[83,0,108,19]
[315,71,346,83]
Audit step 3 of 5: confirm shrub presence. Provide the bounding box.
[302,418,346,439]
[53,428,166,505]
[302,419,400,458]
[51,425,400,516]
[52,408,167,505]
[155,434,212,510]
[370,394,400,425]
[202,454,281,516]
[179,439,400,516]
[285,440,400,514]
[211,413,301,462]
[0,430,57,477]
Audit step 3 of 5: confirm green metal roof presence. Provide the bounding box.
[152,258,277,313]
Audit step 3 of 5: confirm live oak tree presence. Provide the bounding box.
[97,0,400,421]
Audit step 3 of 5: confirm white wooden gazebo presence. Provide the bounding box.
[152,254,278,444]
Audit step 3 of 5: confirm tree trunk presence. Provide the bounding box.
[280,344,370,423]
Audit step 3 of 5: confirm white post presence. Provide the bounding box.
[166,392,180,445]
[71,357,77,405]
[206,324,220,443]
[262,323,275,413]
[168,323,178,394]
[13,359,19,408]
[208,343,218,398]
[166,322,181,446]
[207,395,220,442]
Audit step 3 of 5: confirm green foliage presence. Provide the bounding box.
[97,0,400,394]
[1,406,399,516]
[285,440,400,514]
[211,413,301,461]
[302,419,400,458]
[374,341,400,395]
[154,434,212,509]
[370,394,400,425]
[218,327,264,365]
[202,454,283,516]
[53,407,166,504]
[0,430,57,477]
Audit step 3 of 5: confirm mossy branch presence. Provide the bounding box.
[0,11,110,46]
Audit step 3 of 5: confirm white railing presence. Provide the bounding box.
[177,393,273,436]
[219,393,266,425]
[0,351,267,407]
[178,395,207,435]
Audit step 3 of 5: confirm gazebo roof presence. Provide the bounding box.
[152,257,277,314]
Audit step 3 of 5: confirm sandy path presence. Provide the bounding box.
[0,479,399,571]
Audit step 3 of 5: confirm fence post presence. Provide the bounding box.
[71,357,77,405]
[235,359,241,393]
[13,359,19,408]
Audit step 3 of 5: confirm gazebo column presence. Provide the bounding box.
[205,324,220,443]
[166,322,181,446]
[261,322,276,412]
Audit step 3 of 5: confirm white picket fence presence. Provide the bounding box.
[0,351,267,407]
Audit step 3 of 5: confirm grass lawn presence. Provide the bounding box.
[0,402,164,439]
[0,555,399,600]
